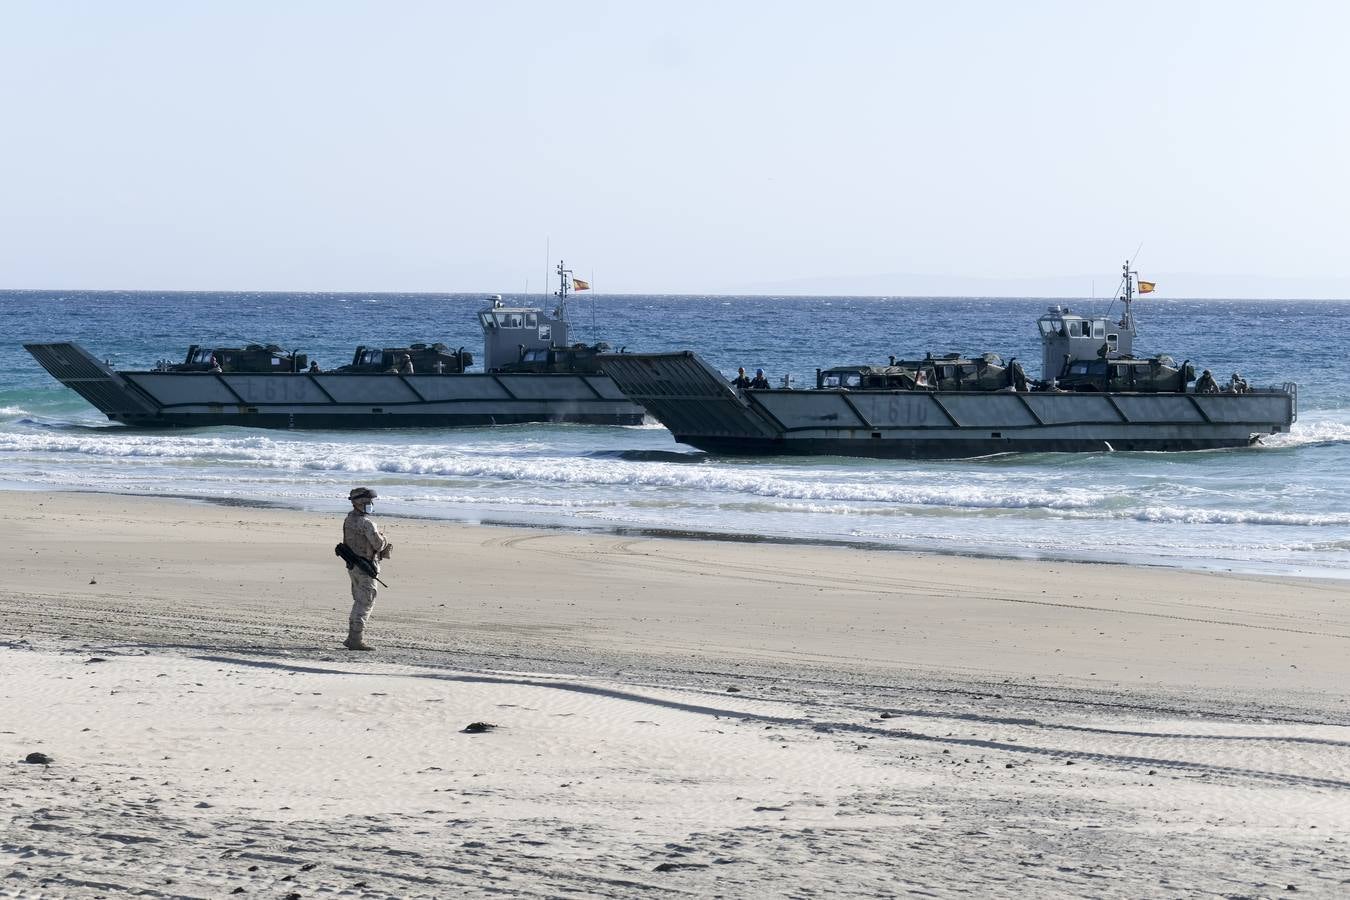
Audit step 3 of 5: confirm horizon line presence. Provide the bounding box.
[2,287,1348,302]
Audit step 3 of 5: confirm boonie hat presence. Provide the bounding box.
[349,487,378,501]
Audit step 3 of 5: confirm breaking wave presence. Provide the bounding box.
[1262,419,1350,448]
[0,431,1102,512]
[1125,506,1350,527]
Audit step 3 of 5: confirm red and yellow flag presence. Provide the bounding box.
[1137,280,1156,294]
[572,277,590,291]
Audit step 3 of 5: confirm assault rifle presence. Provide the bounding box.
[334,542,389,587]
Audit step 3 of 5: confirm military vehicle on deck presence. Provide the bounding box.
[164,344,309,373]
[495,341,610,374]
[337,343,472,375]
[1057,356,1195,393]
[817,365,919,391]
[817,354,1030,392]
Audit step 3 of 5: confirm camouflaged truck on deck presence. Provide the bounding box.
[337,343,473,375]
[168,344,309,373]
[1057,356,1196,393]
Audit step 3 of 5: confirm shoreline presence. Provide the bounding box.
[6,483,1348,583]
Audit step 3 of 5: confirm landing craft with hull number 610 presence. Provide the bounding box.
[25,262,645,429]
[598,261,1297,458]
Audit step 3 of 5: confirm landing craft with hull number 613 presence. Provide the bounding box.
[598,262,1297,458]
[25,262,645,429]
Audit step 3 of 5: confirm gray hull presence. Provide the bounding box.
[599,352,1297,458]
[26,343,645,428]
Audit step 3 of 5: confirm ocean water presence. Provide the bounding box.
[2,290,1348,577]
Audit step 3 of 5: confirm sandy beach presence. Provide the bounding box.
[3,489,1349,897]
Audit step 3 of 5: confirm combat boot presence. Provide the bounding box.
[343,625,374,651]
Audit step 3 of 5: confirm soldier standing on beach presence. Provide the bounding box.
[342,487,392,651]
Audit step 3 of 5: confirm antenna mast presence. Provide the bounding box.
[1120,259,1135,333]
[555,259,571,321]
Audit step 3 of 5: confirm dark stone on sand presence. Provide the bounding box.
[725,686,741,693]
[1005,763,1014,768]
[879,711,894,718]
[23,752,52,765]
[231,889,244,895]
[86,657,106,664]
[89,578,97,584]
[462,722,497,734]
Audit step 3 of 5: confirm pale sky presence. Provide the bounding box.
[2,1,1348,296]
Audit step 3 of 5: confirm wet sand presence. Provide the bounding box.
[3,490,1348,897]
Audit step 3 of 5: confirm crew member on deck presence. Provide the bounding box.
[749,368,770,389]
[397,353,415,375]
[732,367,751,389]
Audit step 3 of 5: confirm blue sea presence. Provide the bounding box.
[3,291,1348,577]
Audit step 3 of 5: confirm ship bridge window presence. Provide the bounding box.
[189,349,215,364]
[480,313,494,328]
[525,312,538,327]
[1038,320,1063,337]
[1093,321,1106,339]
[495,312,526,328]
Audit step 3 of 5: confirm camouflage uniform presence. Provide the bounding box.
[343,507,388,648]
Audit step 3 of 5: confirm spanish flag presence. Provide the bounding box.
[1137,280,1156,294]
[572,277,590,291]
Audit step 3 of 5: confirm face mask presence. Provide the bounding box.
[363,503,374,514]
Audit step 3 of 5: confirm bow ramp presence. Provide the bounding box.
[597,352,778,440]
[24,343,159,419]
